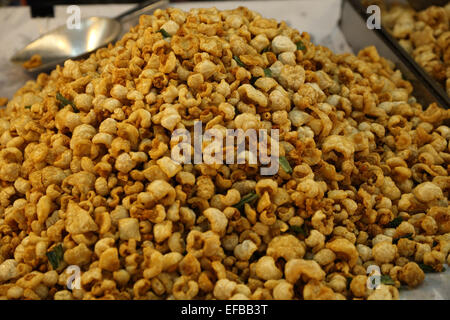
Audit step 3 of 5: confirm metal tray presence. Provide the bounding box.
[340,0,449,109]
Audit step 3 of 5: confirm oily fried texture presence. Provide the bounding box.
[383,3,450,95]
[22,54,43,70]
[0,7,449,300]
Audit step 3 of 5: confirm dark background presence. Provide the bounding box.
[1,0,216,17]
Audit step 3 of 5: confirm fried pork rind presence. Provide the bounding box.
[22,54,43,70]
[383,3,450,95]
[0,6,448,300]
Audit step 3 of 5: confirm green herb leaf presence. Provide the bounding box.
[296,40,306,51]
[261,46,271,53]
[346,277,353,289]
[159,28,171,38]
[403,233,413,240]
[233,192,259,211]
[418,263,437,273]
[264,68,272,77]
[56,92,79,113]
[380,275,395,286]
[233,55,247,68]
[279,156,292,174]
[46,244,64,270]
[386,217,403,228]
[393,233,413,244]
[290,225,307,236]
[24,105,31,109]
[56,92,72,106]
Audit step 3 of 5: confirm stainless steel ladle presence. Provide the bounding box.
[10,0,168,73]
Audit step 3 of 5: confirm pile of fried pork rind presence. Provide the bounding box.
[382,3,450,95]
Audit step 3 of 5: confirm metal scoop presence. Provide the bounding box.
[10,0,168,73]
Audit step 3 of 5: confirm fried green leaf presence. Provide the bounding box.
[296,40,306,51]
[393,233,413,244]
[24,105,31,109]
[46,244,64,270]
[279,156,293,174]
[386,217,403,228]
[418,263,437,273]
[380,275,395,285]
[233,192,258,211]
[159,28,171,38]
[56,92,79,113]
[233,55,247,68]
[264,68,272,77]
[290,225,307,236]
[56,92,73,106]
[346,277,353,289]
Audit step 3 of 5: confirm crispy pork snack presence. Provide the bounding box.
[383,3,450,95]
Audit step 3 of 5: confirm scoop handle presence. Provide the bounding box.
[115,0,169,22]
